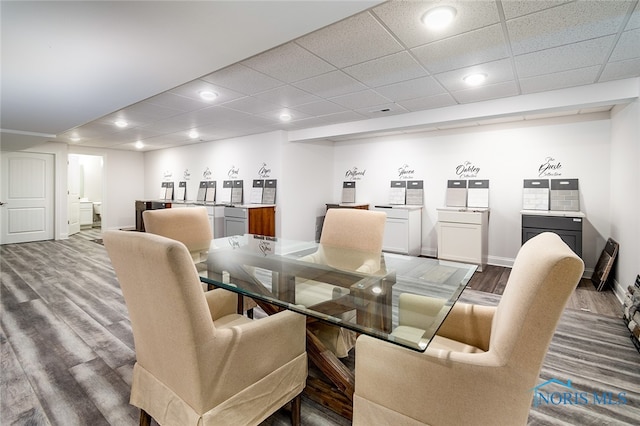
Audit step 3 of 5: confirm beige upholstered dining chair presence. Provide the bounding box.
[353,232,584,426]
[296,208,386,358]
[104,230,307,426]
[143,206,256,314]
[142,206,212,263]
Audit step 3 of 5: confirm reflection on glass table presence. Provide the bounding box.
[199,234,477,352]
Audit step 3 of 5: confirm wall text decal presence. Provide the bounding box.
[227,165,239,179]
[183,169,191,180]
[345,166,366,180]
[258,162,271,178]
[202,167,212,180]
[397,163,415,179]
[538,157,562,177]
[162,170,173,180]
[456,161,480,178]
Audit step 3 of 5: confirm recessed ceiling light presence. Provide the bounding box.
[421,6,457,30]
[135,141,144,149]
[279,112,292,122]
[188,130,199,139]
[463,73,488,86]
[70,136,81,142]
[115,120,128,128]
[199,90,218,101]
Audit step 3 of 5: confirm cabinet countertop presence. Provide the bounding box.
[520,210,585,218]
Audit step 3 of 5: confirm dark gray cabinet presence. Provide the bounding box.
[522,213,583,258]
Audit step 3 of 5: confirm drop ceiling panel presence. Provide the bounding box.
[610,28,640,61]
[201,64,284,95]
[520,66,601,94]
[296,12,404,68]
[9,0,636,151]
[375,75,446,102]
[451,81,519,104]
[515,36,615,78]
[285,111,367,130]
[435,59,514,92]
[145,92,214,113]
[123,101,184,121]
[600,58,640,82]
[329,90,392,110]
[292,100,349,116]
[257,108,311,123]
[355,102,409,118]
[293,70,368,98]
[372,0,501,48]
[343,51,428,88]
[168,80,244,104]
[397,93,457,112]
[220,96,283,115]
[242,42,336,83]
[253,85,321,108]
[507,1,630,55]
[626,2,640,29]
[501,0,573,20]
[411,24,509,74]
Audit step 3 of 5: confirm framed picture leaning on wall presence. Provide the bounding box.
[591,238,619,291]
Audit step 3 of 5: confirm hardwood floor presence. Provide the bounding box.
[467,264,623,318]
[0,230,629,425]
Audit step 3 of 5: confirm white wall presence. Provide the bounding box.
[143,131,337,241]
[280,137,334,240]
[140,92,639,290]
[78,155,103,202]
[331,113,613,272]
[144,131,287,234]
[69,146,145,231]
[610,99,640,299]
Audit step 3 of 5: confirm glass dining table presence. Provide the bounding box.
[198,234,477,418]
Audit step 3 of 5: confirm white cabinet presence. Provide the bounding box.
[437,208,489,271]
[79,201,94,228]
[223,205,276,237]
[173,202,225,238]
[372,206,422,256]
[224,206,247,237]
[210,205,226,239]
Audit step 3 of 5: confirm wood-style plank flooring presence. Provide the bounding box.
[0,229,630,425]
[467,264,623,318]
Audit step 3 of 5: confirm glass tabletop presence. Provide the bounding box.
[199,234,477,352]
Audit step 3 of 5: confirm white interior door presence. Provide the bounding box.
[67,154,81,235]
[0,152,55,244]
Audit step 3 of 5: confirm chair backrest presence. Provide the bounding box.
[319,208,387,272]
[490,232,584,378]
[103,230,215,405]
[143,206,212,257]
[321,208,386,252]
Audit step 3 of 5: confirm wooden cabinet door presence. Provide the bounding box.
[248,207,275,237]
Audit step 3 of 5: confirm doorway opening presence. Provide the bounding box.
[68,154,104,237]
